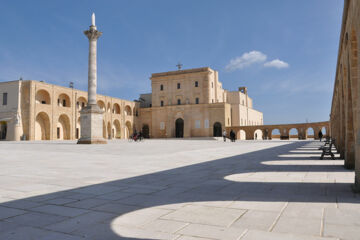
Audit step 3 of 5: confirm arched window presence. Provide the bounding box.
[177,99,181,105]
[36,90,51,105]
[195,98,199,104]
[160,84,164,91]
[195,81,198,87]
[58,94,71,107]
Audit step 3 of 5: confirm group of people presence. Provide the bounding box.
[222,129,236,142]
[130,130,143,142]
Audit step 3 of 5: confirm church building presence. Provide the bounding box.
[139,67,263,138]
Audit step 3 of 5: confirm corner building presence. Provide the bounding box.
[139,67,263,138]
[0,80,138,141]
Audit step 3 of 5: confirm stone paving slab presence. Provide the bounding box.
[0,139,358,239]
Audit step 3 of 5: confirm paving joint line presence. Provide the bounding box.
[268,201,288,232]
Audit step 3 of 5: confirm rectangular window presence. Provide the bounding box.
[41,101,46,104]
[204,119,209,128]
[195,120,201,129]
[76,128,79,139]
[195,98,199,104]
[160,84,163,91]
[3,93,7,105]
[160,100,164,107]
[57,127,60,139]
[160,122,165,130]
[195,81,198,87]
[63,99,66,107]
[177,83,181,89]
[177,99,181,105]
[82,102,85,108]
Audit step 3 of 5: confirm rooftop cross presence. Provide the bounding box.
[176,62,183,70]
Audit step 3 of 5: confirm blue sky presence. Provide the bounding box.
[0,0,343,124]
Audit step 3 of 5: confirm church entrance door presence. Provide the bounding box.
[213,122,222,137]
[175,118,184,138]
[0,121,7,140]
[142,124,150,138]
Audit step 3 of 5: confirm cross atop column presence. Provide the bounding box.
[176,62,183,70]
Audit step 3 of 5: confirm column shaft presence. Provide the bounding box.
[88,39,97,105]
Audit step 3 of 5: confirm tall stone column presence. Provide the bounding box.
[78,13,107,144]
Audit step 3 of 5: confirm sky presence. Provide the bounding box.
[0,0,343,124]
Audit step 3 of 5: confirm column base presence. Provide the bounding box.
[77,138,107,144]
[77,104,107,145]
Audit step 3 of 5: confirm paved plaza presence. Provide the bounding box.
[0,139,359,240]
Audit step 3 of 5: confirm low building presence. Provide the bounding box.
[0,67,263,141]
[0,80,138,141]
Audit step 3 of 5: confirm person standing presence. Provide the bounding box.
[222,130,227,142]
[318,130,323,142]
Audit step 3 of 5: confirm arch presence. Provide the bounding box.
[77,97,87,110]
[307,127,314,139]
[0,121,7,140]
[113,103,121,114]
[97,100,106,112]
[58,93,71,107]
[142,124,150,138]
[271,129,280,139]
[57,114,71,140]
[254,129,263,140]
[35,112,50,140]
[113,119,121,139]
[239,130,246,140]
[107,102,111,113]
[321,126,327,136]
[289,128,298,139]
[125,121,132,139]
[213,122,222,137]
[175,118,184,138]
[125,105,132,116]
[107,122,112,139]
[35,89,51,105]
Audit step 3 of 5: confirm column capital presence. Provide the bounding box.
[84,27,102,41]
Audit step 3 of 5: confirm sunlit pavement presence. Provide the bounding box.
[0,139,358,240]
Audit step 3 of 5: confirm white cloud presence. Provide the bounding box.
[264,59,289,69]
[225,51,267,71]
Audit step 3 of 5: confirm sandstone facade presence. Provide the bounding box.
[0,67,263,140]
[139,67,263,138]
[0,80,138,141]
[330,0,360,191]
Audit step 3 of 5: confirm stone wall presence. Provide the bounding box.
[330,0,360,191]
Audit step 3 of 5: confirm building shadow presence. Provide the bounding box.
[0,141,357,239]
